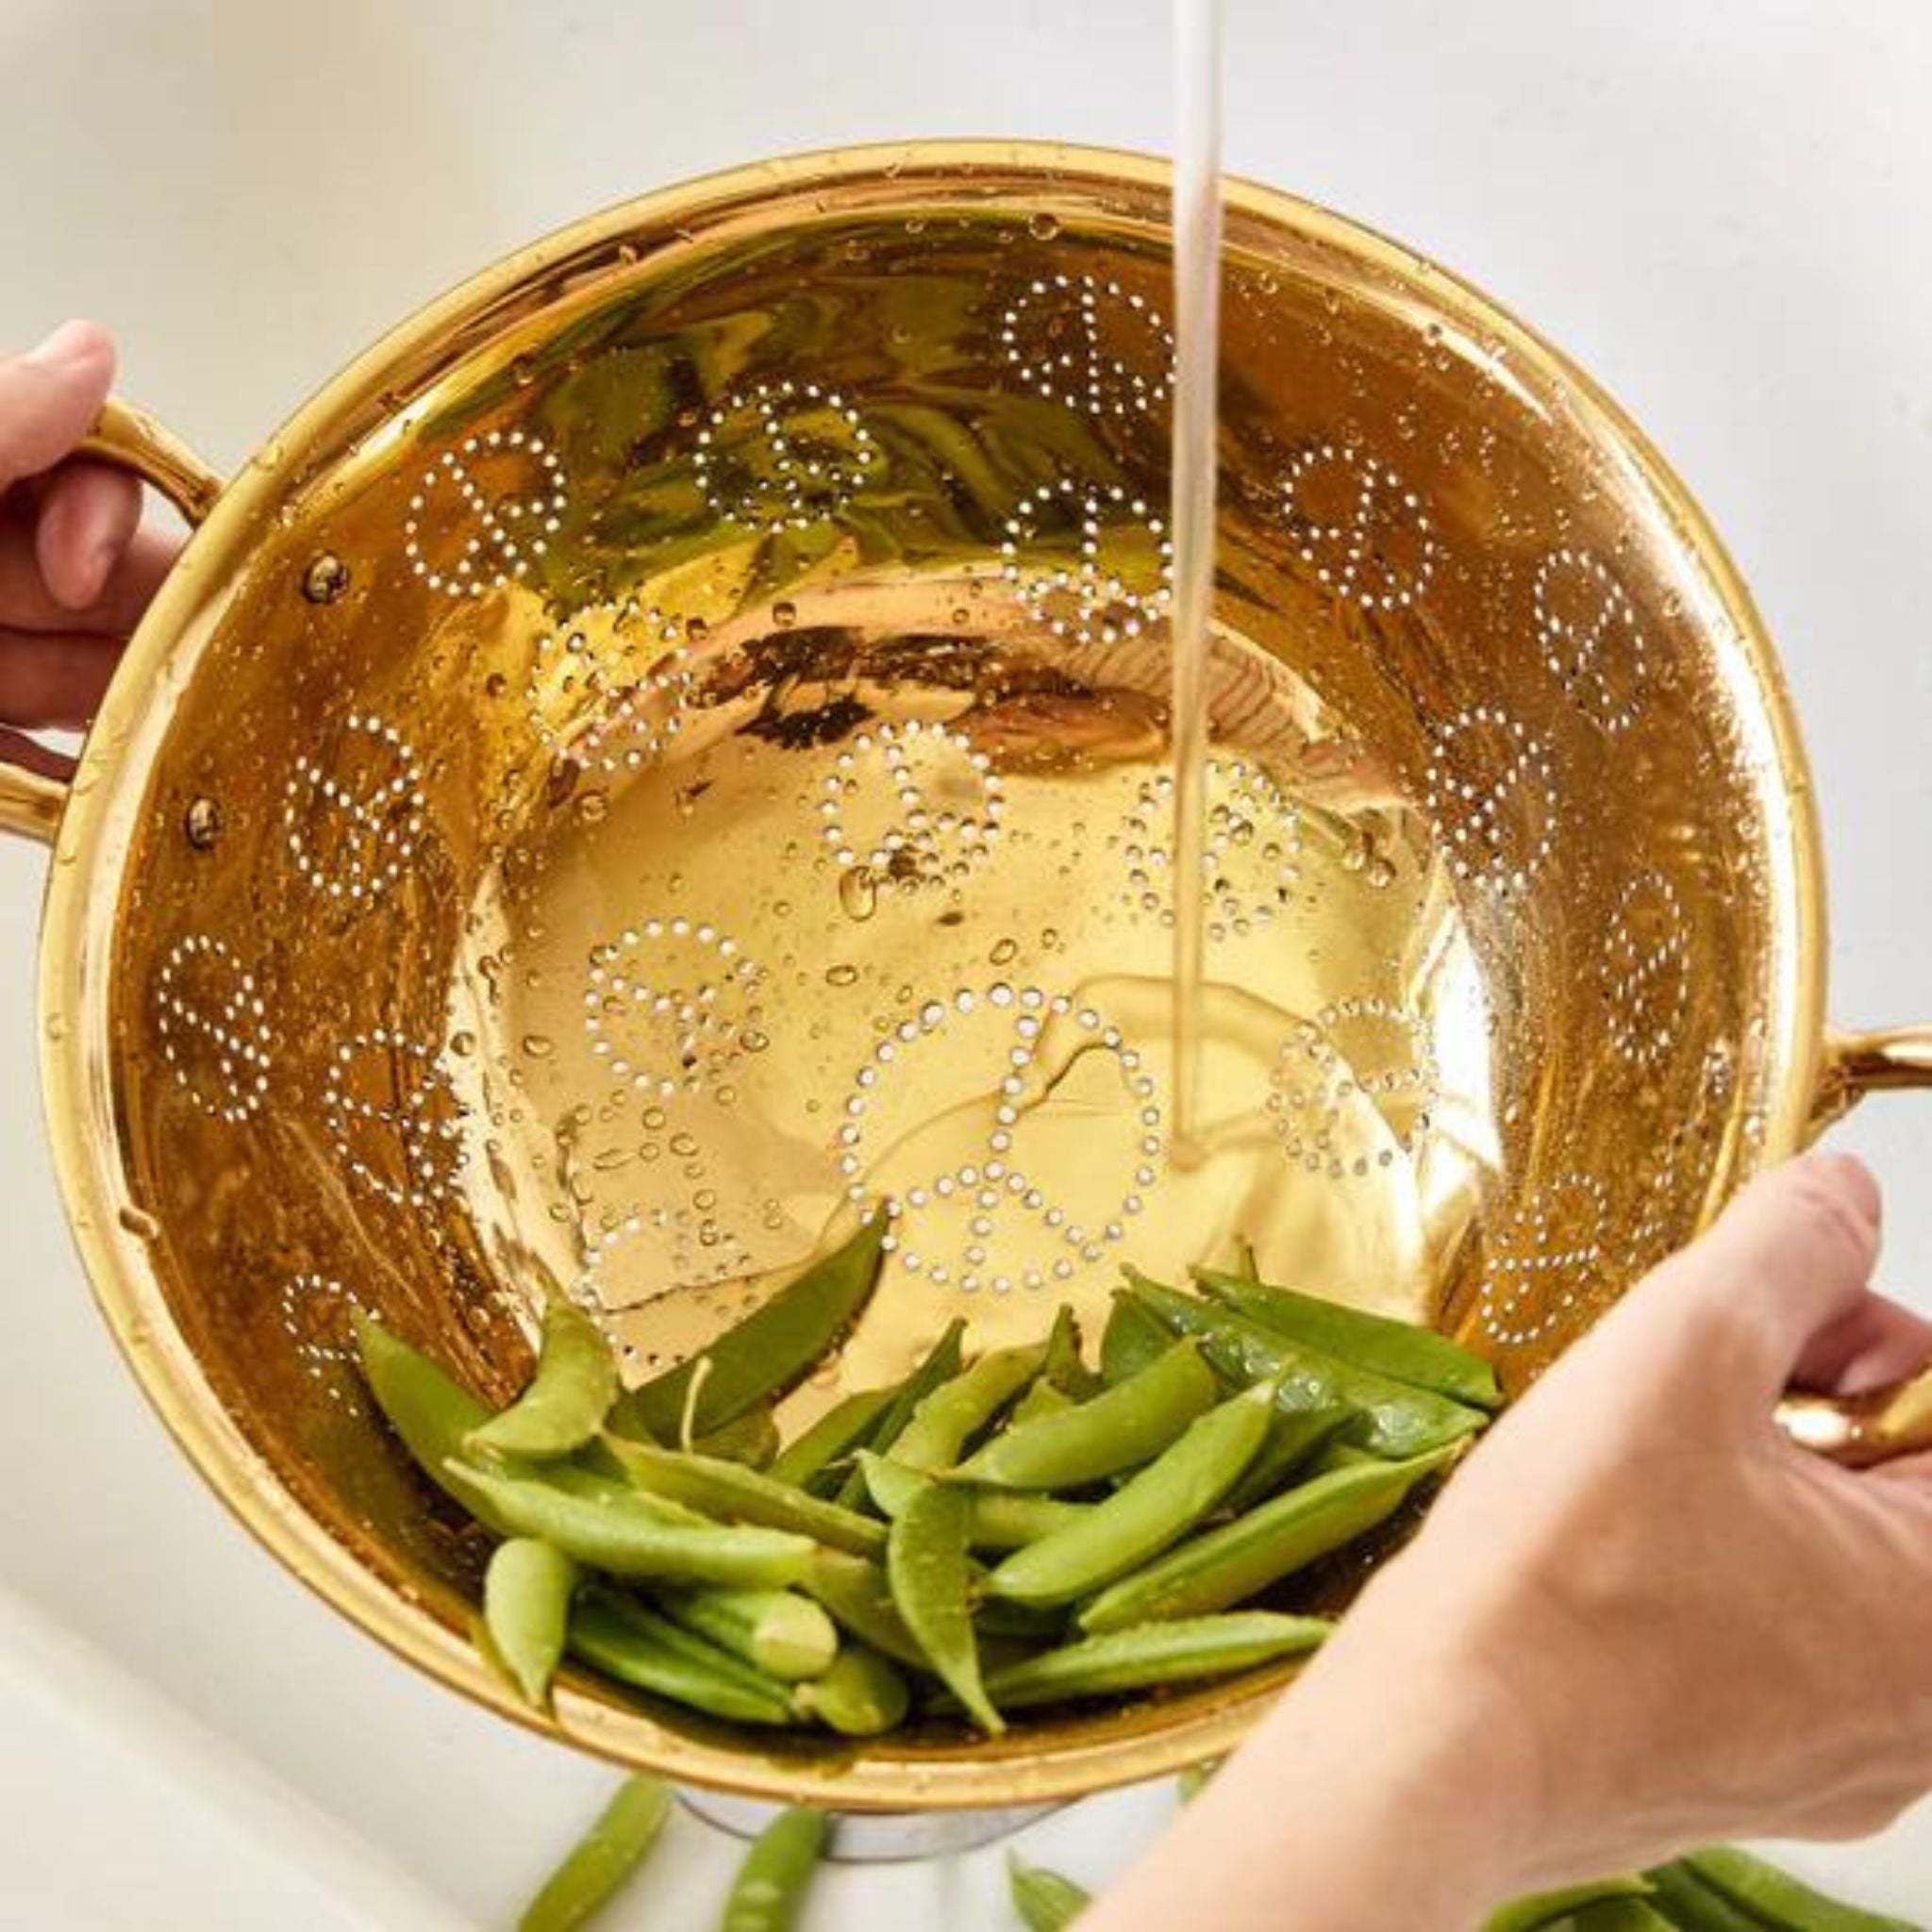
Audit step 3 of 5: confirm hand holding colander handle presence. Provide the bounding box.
[1775,1024,1932,1464]
[0,397,223,845]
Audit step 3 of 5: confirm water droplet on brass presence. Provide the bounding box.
[302,553,350,604]
[577,790,609,824]
[839,867,878,922]
[118,1204,160,1241]
[989,937,1018,965]
[824,963,858,987]
[773,600,797,629]
[183,796,222,850]
[1028,211,1061,241]
[522,1034,555,1059]
[450,1030,477,1057]
[510,354,538,389]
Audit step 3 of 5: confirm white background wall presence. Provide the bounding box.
[3,3,1931,1923]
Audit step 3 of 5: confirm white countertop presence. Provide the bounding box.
[4,2,1932,1923]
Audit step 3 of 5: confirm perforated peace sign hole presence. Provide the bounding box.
[1278,443,1436,612]
[1268,993,1439,1177]
[694,380,878,534]
[1000,478,1173,648]
[1475,1172,1611,1348]
[1533,548,1648,733]
[155,934,273,1124]
[275,1273,365,1402]
[997,273,1174,419]
[403,428,566,599]
[582,918,765,1103]
[1601,871,1690,1071]
[817,720,1006,893]
[284,712,428,904]
[528,603,695,774]
[1423,705,1556,902]
[836,984,1159,1296]
[321,1027,466,1211]
[1118,756,1304,939]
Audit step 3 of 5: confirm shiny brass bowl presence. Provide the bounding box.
[5,142,1929,1809]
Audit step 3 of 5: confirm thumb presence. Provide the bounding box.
[1638,1152,1881,1401]
[0,322,116,494]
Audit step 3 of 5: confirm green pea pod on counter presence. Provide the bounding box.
[962,1611,1331,1710]
[835,1317,968,1509]
[798,1548,931,1671]
[466,1300,619,1460]
[793,1644,911,1737]
[1080,1444,1459,1633]
[355,1315,513,1531]
[517,1774,672,1932]
[1219,1402,1355,1514]
[1192,1267,1502,1410]
[447,1461,816,1591]
[888,1480,1004,1734]
[1008,1854,1091,1931]
[483,1538,578,1707]
[655,1586,839,1682]
[568,1591,797,1726]
[611,1214,887,1442]
[950,1339,1218,1490]
[891,1339,1050,1473]
[1674,1848,1918,1931]
[597,1434,887,1558]
[1122,1272,1487,1459]
[767,1383,898,1490]
[719,1805,829,1932]
[1100,1291,1172,1388]
[1483,1875,1656,1932]
[987,1383,1274,1608]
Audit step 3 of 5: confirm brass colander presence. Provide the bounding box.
[5,142,1930,1811]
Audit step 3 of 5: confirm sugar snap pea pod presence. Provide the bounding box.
[798,1549,931,1671]
[656,1586,839,1682]
[1080,1444,1457,1633]
[1483,1875,1655,1932]
[694,1405,782,1469]
[856,1450,926,1521]
[1008,1854,1091,1932]
[1678,1847,1918,1931]
[889,1480,1004,1734]
[484,1538,578,1707]
[793,1644,910,1737]
[1123,1273,1486,1458]
[951,1339,1218,1490]
[961,1610,1330,1710]
[467,1300,618,1460]
[1642,1862,1777,1932]
[1100,1291,1172,1387]
[1220,1402,1355,1514]
[891,1339,1051,1474]
[1008,1380,1074,1429]
[355,1315,513,1531]
[1042,1303,1102,1400]
[597,1434,886,1558]
[517,1774,672,1932]
[448,1461,816,1590]
[1559,1905,1675,1932]
[767,1384,898,1490]
[720,1805,829,1932]
[1193,1267,1503,1410]
[965,1489,1088,1551]
[568,1591,797,1725]
[987,1383,1274,1608]
[611,1215,886,1442]
[973,1596,1069,1642]
[835,1318,968,1509]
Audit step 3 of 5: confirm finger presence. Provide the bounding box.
[35,459,142,610]
[0,521,179,635]
[0,322,115,494]
[0,723,74,781]
[0,627,124,726]
[1791,1292,1932,1395]
[1636,1152,1881,1397]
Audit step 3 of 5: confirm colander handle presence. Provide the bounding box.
[0,397,223,846]
[1771,1024,1932,1463]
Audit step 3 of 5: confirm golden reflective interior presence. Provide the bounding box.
[102,154,1795,1798]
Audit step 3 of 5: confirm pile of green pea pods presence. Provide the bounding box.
[357,1214,1512,1746]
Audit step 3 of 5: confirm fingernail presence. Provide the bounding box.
[1805,1150,1881,1225]
[25,320,106,369]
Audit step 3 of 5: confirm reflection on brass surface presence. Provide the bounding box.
[4,143,1923,1809]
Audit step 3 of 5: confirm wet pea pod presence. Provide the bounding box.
[1671,1849,1917,1931]
[693,1406,782,1469]
[597,1434,886,1558]
[611,1215,887,1443]
[1193,1267,1502,1409]
[856,1451,1088,1547]
[467,1300,618,1460]
[483,1538,578,1707]
[793,1644,911,1736]
[987,1383,1274,1608]
[1100,1291,1172,1387]
[948,1611,1330,1711]
[355,1315,513,1530]
[1483,1875,1657,1932]
[1123,1272,1487,1458]
[568,1590,798,1726]
[446,1461,816,1591]
[888,1480,1003,1734]
[1008,1854,1091,1931]
[834,1318,967,1509]
[655,1585,839,1681]
[719,1806,829,1932]
[797,1549,930,1671]
[766,1383,898,1490]
[1220,1402,1355,1514]
[517,1774,672,1932]
[950,1339,1218,1490]
[1080,1444,1460,1633]
[1007,1380,1074,1428]
[1041,1303,1102,1399]
[890,1338,1050,1474]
